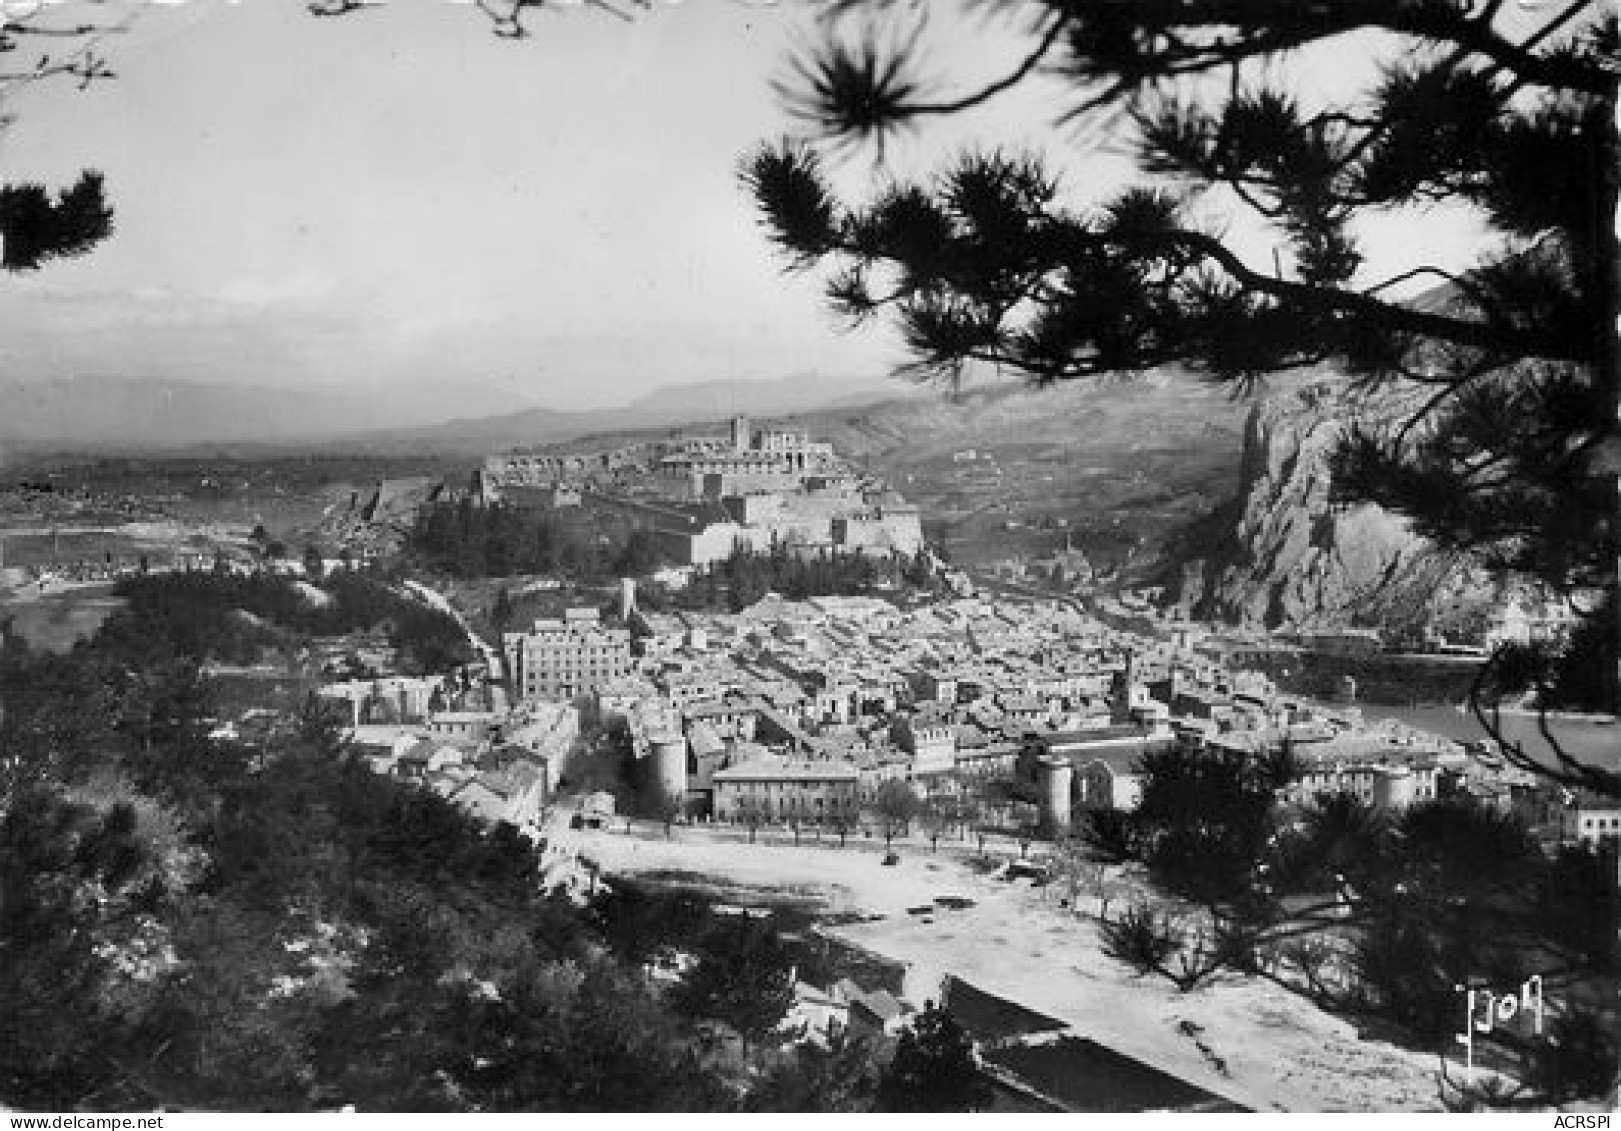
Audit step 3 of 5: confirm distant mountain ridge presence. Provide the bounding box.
[619,374,912,418]
[340,374,918,455]
[0,373,906,456]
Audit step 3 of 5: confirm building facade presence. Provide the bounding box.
[1561,792,1621,846]
[503,609,633,701]
[711,757,861,823]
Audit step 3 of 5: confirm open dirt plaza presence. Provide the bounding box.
[550,820,1451,1113]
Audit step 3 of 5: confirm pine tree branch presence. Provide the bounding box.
[1516,0,1599,56]
[1077,226,1574,361]
[799,206,1576,374]
[892,14,1069,121]
[1469,652,1621,796]
[1063,1,1614,95]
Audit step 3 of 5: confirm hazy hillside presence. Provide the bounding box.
[335,375,917,455]
[0,376,386,451]
[0,374,549,451]
[0,373,904,457]
[618,374,916,419]
[804,375,1253,573]
[481,371,1255,576]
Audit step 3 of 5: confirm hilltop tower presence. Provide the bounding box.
[731,414,750,452]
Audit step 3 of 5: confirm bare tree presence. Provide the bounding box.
[736,791,766,845]
[918,794,950,853]
[658,794,681,838]
[873,778,920,848]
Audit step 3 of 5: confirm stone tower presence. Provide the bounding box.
[653,734,689,811]
[1036,756,1073,837]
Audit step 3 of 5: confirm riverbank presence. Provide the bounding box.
[1356,703,1619,772]
[554,820,1449,1112]
[1237,649,1482,707]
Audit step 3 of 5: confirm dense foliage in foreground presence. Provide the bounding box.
[1081,747,1619,1107]
[106,570,472,674]
[408,500,660,584]
[0,585,980,1111]
[0,627,709,1109]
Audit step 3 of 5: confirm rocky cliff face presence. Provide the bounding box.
[1170,381,1488,631]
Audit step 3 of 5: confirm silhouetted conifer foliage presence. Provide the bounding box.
[101,571,473,674]
[670,911,800,1056]
[876,1000,990,1111]
[1099,741,1618,1104]
[1130,742,1295,904]
[0,573,867,1110]
[0,172,113,269]
[745,0,1618,793]
[744,1025,881,1112]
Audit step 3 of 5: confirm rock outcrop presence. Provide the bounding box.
[1169,380,1489,632]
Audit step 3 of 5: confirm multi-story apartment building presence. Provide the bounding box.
[503,609,632,702]
[712,756,861,823]
[1283,754,1440,811]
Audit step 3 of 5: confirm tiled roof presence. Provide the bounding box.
[712,757,859,783]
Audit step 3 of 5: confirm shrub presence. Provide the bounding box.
[1100,903,1181,976]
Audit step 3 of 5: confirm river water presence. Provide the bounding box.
[1356,703,1619,773]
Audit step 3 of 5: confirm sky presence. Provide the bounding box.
[0,0,1499,417]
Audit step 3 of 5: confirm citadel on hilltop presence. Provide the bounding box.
[475,414,923,566]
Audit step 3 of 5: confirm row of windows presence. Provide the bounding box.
[524,663,628,673]
[518,651,625,661]
[1298,769,1436,785]
[524,663,626,672]
[1293,783,1436,802]
[522,650,626,658]
[722,792,850,804]
[720,796,857,816]
[521,664,622,674]
[525,682,618,696]
[517,649,629,660]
